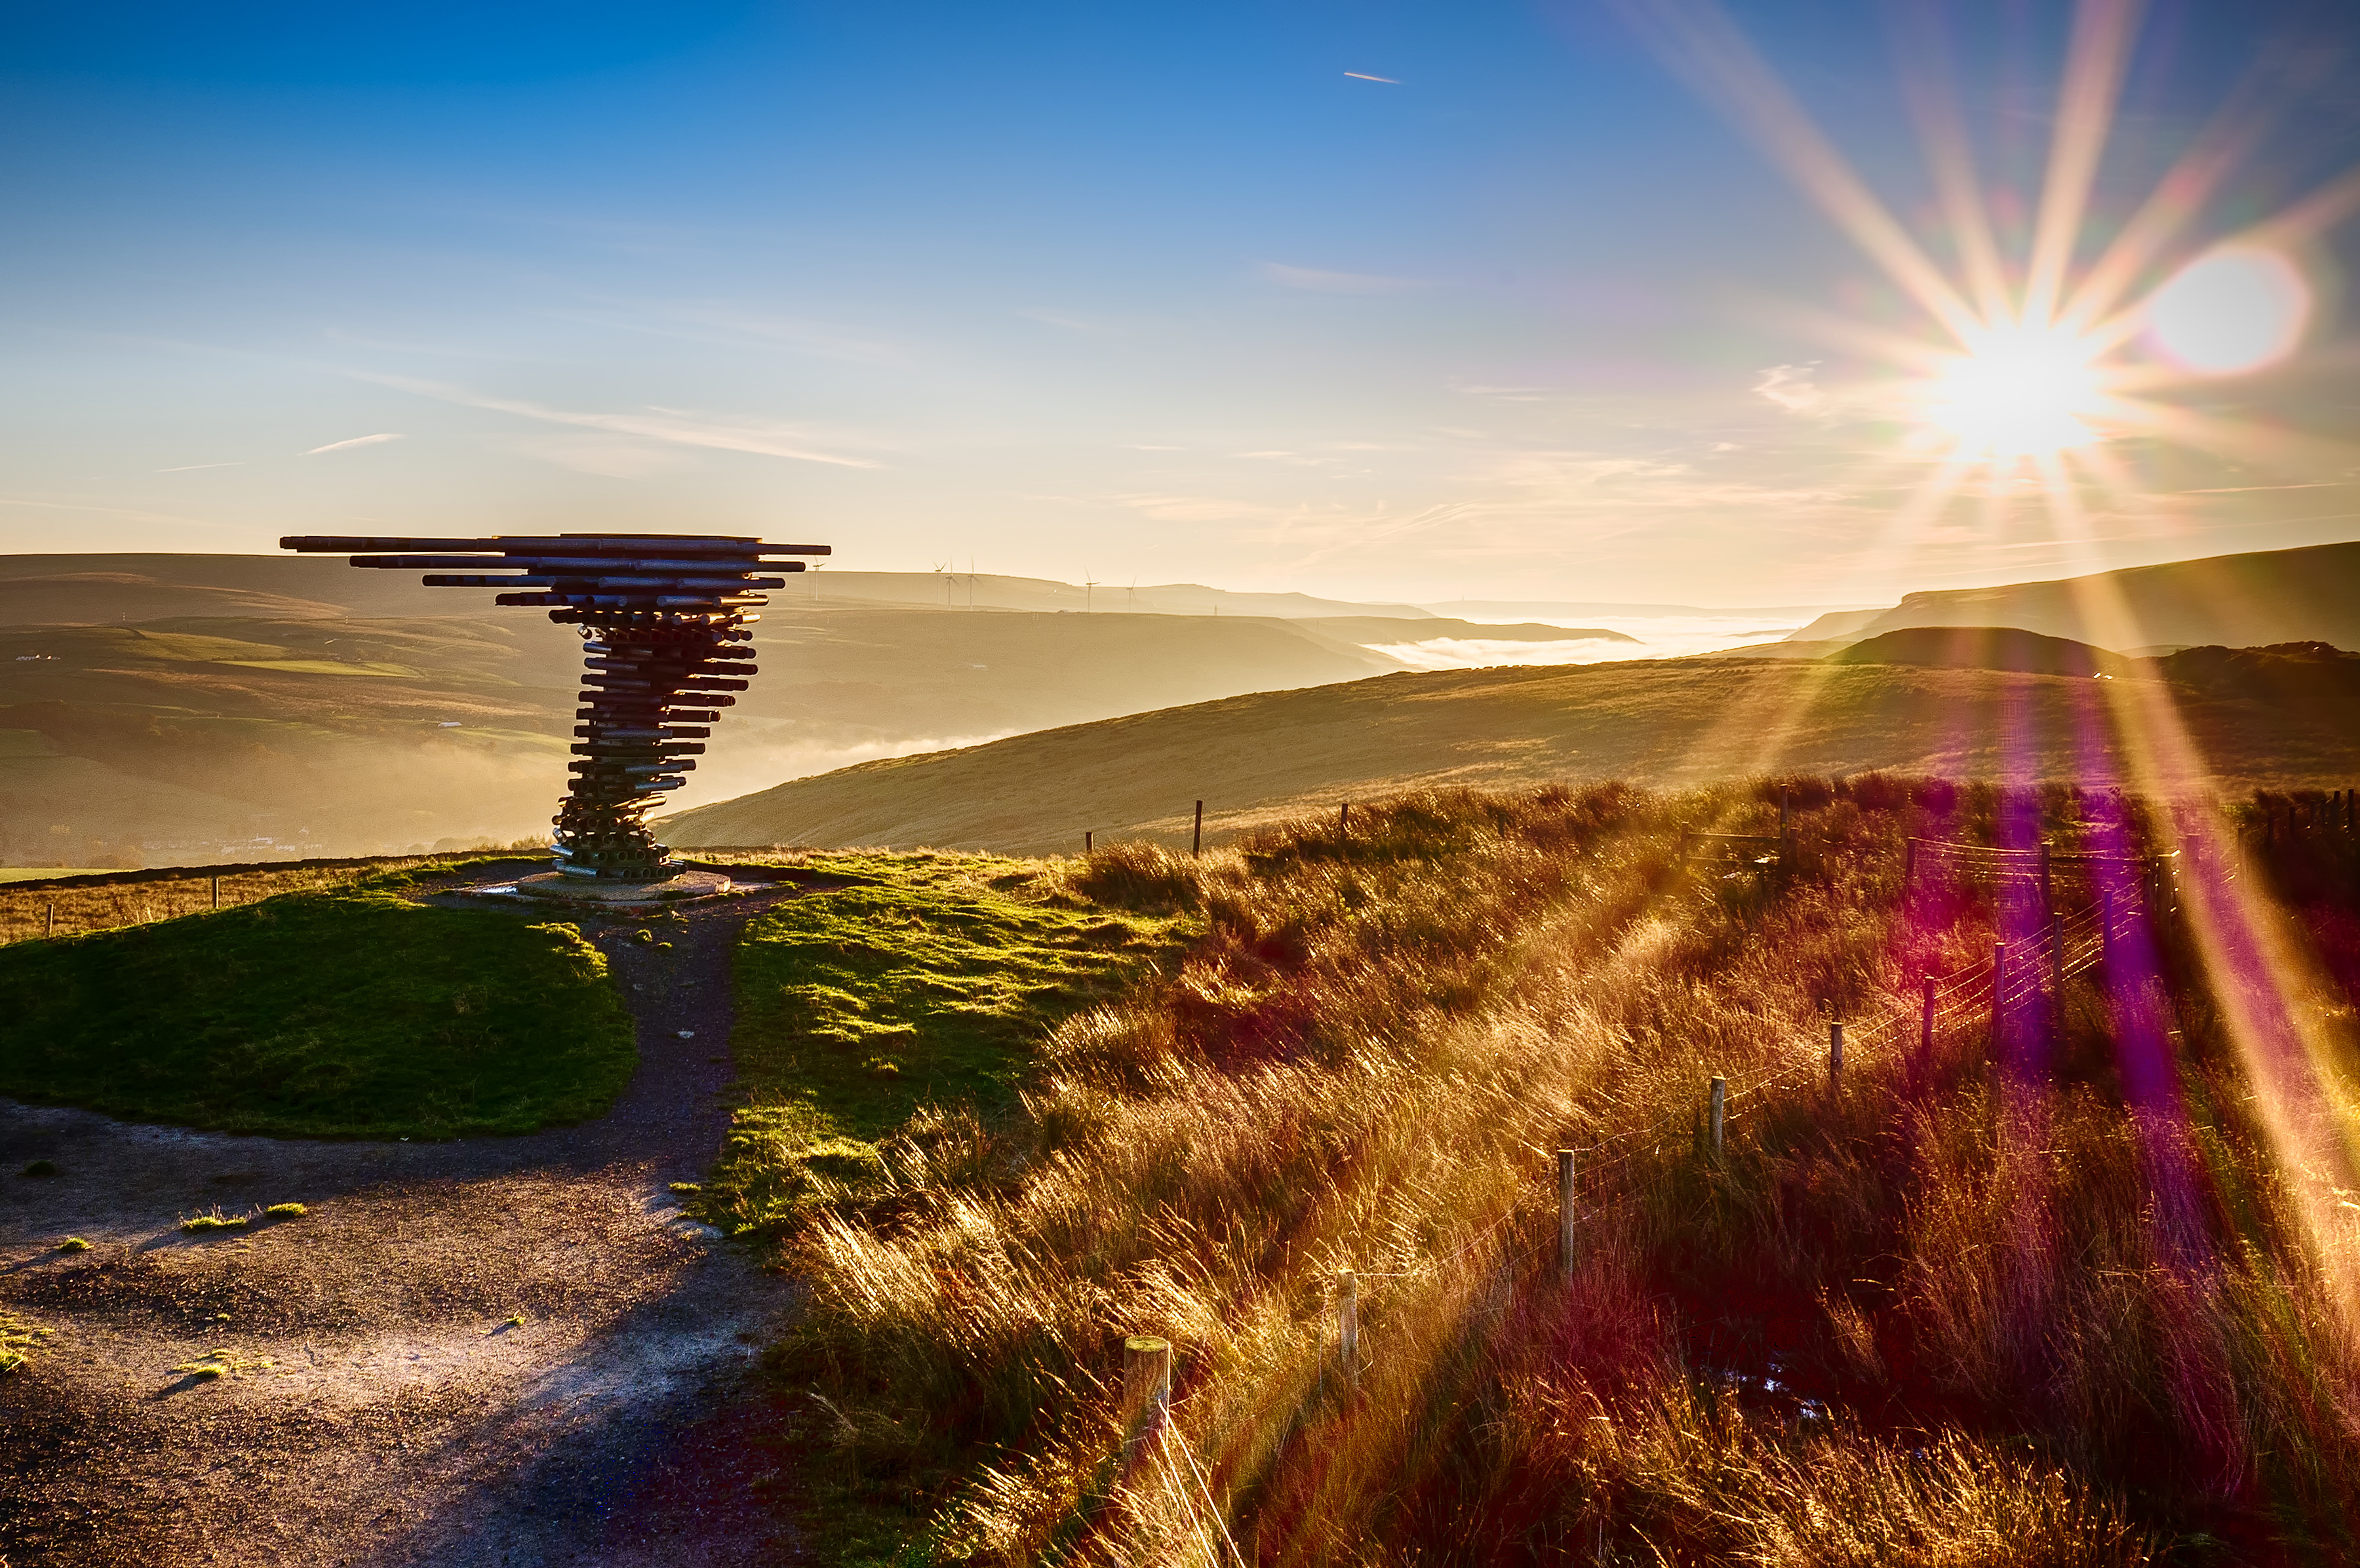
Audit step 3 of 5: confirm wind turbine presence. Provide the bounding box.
[1084,570,1099,612]
[1128,577,1137,613]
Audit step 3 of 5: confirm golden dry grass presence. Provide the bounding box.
[773,779,2360,1565]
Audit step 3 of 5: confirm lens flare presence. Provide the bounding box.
[2146,245,2312,374]
[1923,324,2105,459]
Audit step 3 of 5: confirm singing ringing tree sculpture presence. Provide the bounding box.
[280,532,828,890]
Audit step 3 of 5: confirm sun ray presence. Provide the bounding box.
[1891,3,2013,324]
[2022,0,2144,328]
[2058,57,2291,332]
[1613,0,1983,344]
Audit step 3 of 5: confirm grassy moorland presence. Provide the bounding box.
[0,876,634,1137]
[0,853,540,946]
[762,780,2360,1565]
[664,650,2360,857]
[698,853,1198,1238]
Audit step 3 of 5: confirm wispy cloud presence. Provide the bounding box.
[304,433,406,456]
[354,372,882,469]
[1451,382,1558,403]
[1753,364,1829,416]
[545,302,906,364]
[155,461,245,473]
[1343,71,1402,84]
[1259,262,1431,295]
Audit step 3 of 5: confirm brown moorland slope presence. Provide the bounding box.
[663,653,2360,855]
[1822,538,2360,650]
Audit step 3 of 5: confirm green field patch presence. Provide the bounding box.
[220,659,422,677]
[708,853,1191,1234]
[0,882,634,1138]
[126,630,298,664]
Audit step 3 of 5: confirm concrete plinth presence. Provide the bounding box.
[511,869,734,907]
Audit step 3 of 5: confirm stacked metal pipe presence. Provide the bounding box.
[279,532,828,879]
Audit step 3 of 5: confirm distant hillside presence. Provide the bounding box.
[1421,598,1858,618]
[1827,625,2133,678]
[1297,616,1638,646]
[1786,607,1886,642]
[1824,540,2360,650]
[0,555,1417,865]
[0,555,508,621]
[663,654,2351,857]
[793,570,1434,619]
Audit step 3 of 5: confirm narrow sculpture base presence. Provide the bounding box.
[513,870,734,907]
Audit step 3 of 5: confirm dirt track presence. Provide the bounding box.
[0,868,807,1567]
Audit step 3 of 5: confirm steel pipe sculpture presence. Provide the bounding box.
[280,532,829,880]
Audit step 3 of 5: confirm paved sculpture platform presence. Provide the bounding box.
[512,870,736,906]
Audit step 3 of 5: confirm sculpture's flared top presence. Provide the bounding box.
[280,530,829,882]
[277,532,829,620]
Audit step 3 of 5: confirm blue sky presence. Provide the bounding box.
[3,0,2355,606]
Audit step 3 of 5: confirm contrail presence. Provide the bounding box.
[1343,71,1400,84]
[304,433,406,456]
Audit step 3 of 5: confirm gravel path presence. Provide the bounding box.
[0,863,810,1567]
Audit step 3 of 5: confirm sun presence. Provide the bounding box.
[1920,323,2106,461]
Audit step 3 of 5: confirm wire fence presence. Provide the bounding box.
[1124,832,2197,1559]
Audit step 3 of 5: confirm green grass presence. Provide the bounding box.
[180,1212,249,1232]
[0,1314,52,1373]
[0,879,635,1138]
[703,852,1194,1237]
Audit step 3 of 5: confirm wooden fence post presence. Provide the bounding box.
[1991,941,2009,1044]
[1708,1076,1727,1159]
[45,901,55,939]
[1778,789,1791,861]
[1557,1149,1577,1283]
[1084,831,1093,855]
[1122,1335,1172,1478]
[210,875,220,910]
[1192,801,1203,858]
[1903,837,1916,890]
[1828,1022,1844,1092]
[2051,911,2066,1043]
[1337,1271,1359,1387]
[1340,801,1350,838]
[1921,975,1936,1065]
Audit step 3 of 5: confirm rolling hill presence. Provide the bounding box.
[662,645,2360,856]
[0,555,1432,865]
[1786,539,2360,650]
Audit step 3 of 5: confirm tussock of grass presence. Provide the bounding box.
[19,1159,56,1178]
[776,779,2360,1565]
[0,1314,53,1373]
[263,1202,306,1219]
[179,1210,249,1232]
[703,852,1194,1236]
[0,884,634,1138]
[55,1237,90,1253]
